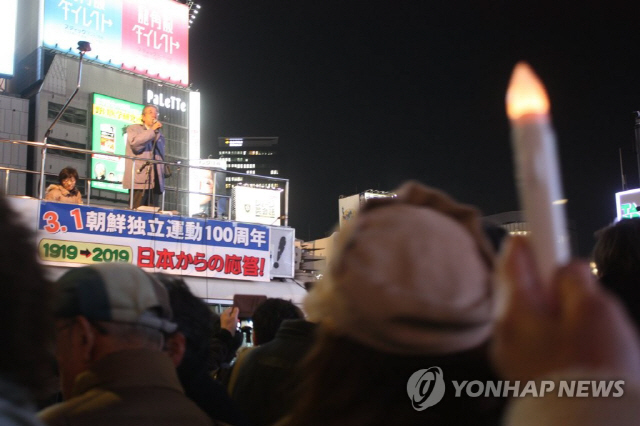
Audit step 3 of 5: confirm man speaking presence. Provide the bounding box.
[124,105,166,209]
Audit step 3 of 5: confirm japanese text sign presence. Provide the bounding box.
[43,0,189,86]
[38,202,271,281]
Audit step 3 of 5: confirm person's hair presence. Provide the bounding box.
[143,104,159,115]
[0,195,53,397]
[156,274,214,376]
[58,167,79,185]
[285,328,506,426]
[593,218,640,325]
[252,298,303,345]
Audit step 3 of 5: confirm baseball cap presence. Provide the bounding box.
[54,263,177,334]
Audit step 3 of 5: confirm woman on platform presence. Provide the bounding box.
[44,167,83,204]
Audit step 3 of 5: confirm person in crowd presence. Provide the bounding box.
[281,181,505,426]
[251,298,304,346]
[0,195,53,425]
[38,264,212,426]
[592,218,640,326]
[44,167,82,204]
[493,236,640,426]
[231,318,317,426]
[226,298,304,394]
[209,306,242,372]
[123,105,166,209]
[157,275,250,426]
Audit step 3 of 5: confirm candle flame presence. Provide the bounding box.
[506,62,550,119]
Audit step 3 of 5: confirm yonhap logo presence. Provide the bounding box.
[407,367,446,411]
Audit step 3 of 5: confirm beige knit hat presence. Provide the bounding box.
[305,181,496,355]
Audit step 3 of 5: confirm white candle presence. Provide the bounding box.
[506,62,570,285]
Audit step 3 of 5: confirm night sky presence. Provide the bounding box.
[188,1,640,255]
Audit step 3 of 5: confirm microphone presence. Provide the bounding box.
[137,162,149,174]
[269,215,288,225]
[153,119,160,135]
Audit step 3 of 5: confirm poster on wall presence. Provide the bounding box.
[91,93,144,193]
[43,0,189,86]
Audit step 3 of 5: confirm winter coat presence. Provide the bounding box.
[44,184,83,204]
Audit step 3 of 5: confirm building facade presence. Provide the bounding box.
[3,0,199,213]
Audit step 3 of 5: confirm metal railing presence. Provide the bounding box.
[0,138,290,226]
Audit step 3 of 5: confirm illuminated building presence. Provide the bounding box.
[3,0,200,212]
[217,137,282,190]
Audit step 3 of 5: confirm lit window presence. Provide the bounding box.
[270,170,279,175]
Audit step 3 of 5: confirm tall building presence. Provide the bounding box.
[484,210,579,253]
[217,137,281,190]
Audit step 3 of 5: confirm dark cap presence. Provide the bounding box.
[55,264,177,334]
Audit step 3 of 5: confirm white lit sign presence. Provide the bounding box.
[0,0,18,77]
[146,89,187,112]
[188,159,227,217]
[233,186,281,225]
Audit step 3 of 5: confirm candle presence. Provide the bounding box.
[506,62,570,285]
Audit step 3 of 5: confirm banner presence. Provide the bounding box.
[38,202,271,281]
[43,0,189,86]
[91,93,144,193]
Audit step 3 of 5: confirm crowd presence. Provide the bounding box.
[1,179,640,426]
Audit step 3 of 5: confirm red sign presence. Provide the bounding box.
[121,0,189,86]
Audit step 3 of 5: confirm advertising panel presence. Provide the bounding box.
[91,93,144,193]
[43,0,189,86]
[615,188,640,221]
[0,0,18,77]
[38,202,272,281]
[143,80,189,126]
[269,226,295,278]
[233,186,282,225]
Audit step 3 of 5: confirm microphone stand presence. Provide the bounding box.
[39,41,91,199]
[145,131,160,208]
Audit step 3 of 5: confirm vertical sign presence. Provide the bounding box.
[121,0,189,85]
[91,93,143,193]
[43,0,124,65]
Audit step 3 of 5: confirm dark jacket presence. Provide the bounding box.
[231,320,317,426]
[123,124,166,192]
[179,371,251,426]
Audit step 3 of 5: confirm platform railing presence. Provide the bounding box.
[0,138,289,226]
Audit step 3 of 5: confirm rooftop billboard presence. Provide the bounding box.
[43,0,189,86]
[0,0,18,78]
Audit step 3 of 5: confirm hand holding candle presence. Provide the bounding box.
[506,62,570,285]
